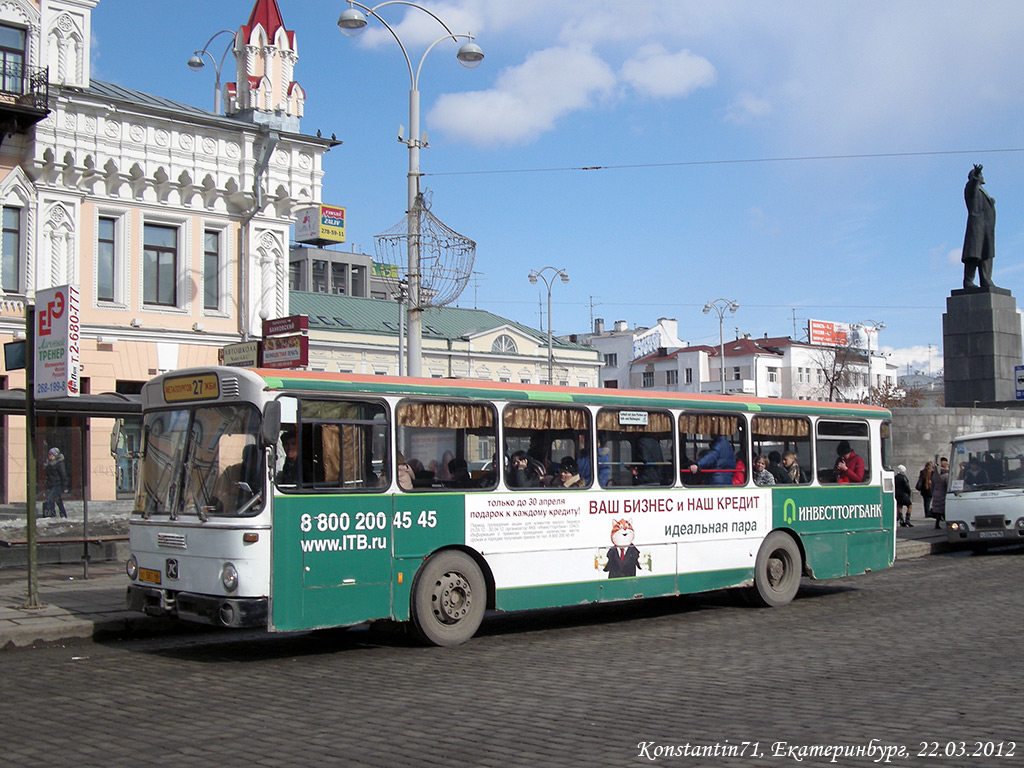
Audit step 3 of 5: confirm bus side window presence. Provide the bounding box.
[596,408,674,487]
[396,400,497,492]
[678,412,746,487]
[815,420,870,484]
[503,404,591,489]
[751,415,811,485]
[276,399,389,492]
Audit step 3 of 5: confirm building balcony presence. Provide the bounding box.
[0,64,50,138]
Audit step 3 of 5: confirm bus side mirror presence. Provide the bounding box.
[262,400,281,447]
[110,418,123,456]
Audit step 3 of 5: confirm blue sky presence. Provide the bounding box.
[91,1,1024,376]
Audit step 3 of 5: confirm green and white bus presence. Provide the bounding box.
[125,367,896,645]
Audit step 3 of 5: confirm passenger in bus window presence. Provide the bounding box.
[963,457,989,488]
[782,451,807,484]
[688,435,736,485]
[276,429,299,485]
[732,448,747,485]
[447,458,473,487]
[507,450,538,488]
[396,451,414,491]
[597,437,612,487]
[834,441,865,483]
[766,451,791,484]
[752,455,775,486]
[555,456,587,488]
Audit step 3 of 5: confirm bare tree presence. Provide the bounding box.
[808,340,864,402]
[867,382,923,408]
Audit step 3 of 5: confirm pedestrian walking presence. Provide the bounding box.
[895,464,913,527]
[44,447,69,518]
[916,461,934,519]
[931,457,950,529]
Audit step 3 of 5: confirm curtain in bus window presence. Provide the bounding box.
[595,410,673,433]
[751,416,808,437]
[503,406,587,431]
[677,414,739,437]
[398,403,493,429]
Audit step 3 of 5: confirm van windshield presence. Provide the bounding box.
[950,435,1024,491]
[135,404,263,518]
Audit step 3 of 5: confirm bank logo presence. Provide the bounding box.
[783,498,797,525]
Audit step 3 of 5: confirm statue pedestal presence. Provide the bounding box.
[943,287,1022,406]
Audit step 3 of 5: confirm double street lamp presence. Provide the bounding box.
[339,2,483,379]
[703,298,739,394]
[529,267,569,383]
[187,29,235,114]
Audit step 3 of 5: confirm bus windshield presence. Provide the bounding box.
[136,403,264,518]
[951,434,1024,491]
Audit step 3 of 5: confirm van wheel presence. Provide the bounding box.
[749,532,802,607]
[411,550,486,646]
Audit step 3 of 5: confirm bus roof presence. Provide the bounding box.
[245,368,891,420]
[950,429,1024,444]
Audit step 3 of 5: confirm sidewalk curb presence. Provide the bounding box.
[896,538,956,560]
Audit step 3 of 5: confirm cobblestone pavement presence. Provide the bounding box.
[2,549,1023,768]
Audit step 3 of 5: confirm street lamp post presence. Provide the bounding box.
[529,267,569,383]
[703,298,739,394]
[339,2,483,379]
[187,29,235,114]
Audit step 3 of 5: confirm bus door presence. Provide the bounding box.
[270,396,392,632]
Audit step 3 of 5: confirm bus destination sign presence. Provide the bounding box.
[163,374,220,403]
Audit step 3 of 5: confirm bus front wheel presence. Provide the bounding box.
[411,550,486,646]
[749,532,802,607]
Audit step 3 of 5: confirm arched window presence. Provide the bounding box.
[491,334,518,354]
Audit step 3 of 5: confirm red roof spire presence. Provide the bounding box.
[244,0,288,42]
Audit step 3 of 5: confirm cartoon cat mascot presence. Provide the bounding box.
[604,518,642,578]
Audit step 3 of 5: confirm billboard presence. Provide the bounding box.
[34,285,81,399]
[808,319,880,351]
[294,204,346,245]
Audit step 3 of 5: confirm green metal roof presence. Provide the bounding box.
[289,291,590,350]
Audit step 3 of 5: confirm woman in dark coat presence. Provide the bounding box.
[895,464,913,527]
[930,458,950,530]
[916,462,934,519]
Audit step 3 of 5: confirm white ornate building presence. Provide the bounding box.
[0,0,334,502]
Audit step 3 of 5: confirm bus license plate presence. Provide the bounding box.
[139,568,162,584]
[979,531,1003,539]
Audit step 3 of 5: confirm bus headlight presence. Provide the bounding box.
[221,562,239,592]
[948,521,966,531]
[126,555,138,580]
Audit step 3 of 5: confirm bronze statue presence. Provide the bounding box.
[962,164,997,289]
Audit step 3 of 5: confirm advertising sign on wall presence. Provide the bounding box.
[262,334,309,369]
[34,284,81,400]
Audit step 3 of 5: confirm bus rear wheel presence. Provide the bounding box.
[411,550,486,646]
[749,531,802,607]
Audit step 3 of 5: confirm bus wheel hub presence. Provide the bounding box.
[432,571,472,624]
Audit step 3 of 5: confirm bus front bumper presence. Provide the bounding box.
[127,584,268,628]
[946,520,1024,547]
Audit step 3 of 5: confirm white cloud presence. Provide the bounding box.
[428,46,615,146]
[883,345,942,376]
[725,92,773,124]
[619,45,715,99]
